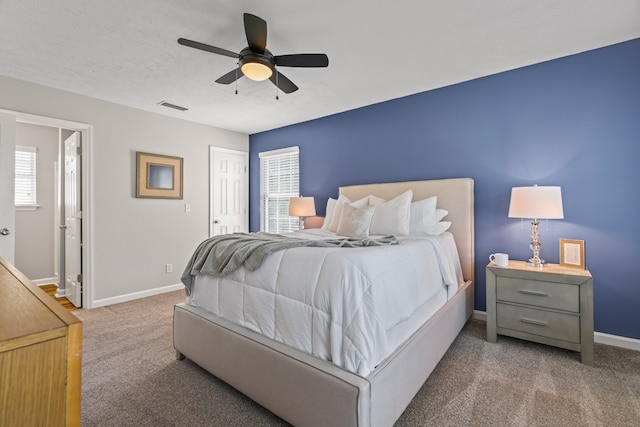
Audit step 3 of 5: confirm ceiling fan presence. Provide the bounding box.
[178,13,329,94]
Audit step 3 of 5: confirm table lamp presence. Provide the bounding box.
[508,185,564,268]
[289,196,316,230]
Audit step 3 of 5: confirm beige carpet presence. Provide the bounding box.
[74,290,640,426]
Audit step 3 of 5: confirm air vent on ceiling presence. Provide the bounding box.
[158,101,188,111]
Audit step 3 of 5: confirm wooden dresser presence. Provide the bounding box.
[0,257,82,426]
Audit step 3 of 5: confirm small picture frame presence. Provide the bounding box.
[136,152,183,199]
[559,239,585,269]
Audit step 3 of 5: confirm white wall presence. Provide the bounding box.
[14,122,58,280]
[0,75,248,307]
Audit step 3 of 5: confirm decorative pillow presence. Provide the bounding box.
[328,195,369,233]
[409,196,438,234]
[425,221,452,236]
[336,204,375,237]
[369,190,413,236]
[321,198,337,231]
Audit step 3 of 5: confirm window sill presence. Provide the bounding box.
[16,205,40,212]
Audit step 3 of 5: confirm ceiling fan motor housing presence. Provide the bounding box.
[239,47,275,80]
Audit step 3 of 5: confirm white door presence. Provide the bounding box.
[0,113,16,262]
[64,132,82,307]
[210,147,248,236]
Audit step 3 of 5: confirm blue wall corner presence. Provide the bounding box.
[249,38,640,340]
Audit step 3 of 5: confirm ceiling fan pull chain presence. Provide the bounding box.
[235,63,239,95]
[276,71,279,100]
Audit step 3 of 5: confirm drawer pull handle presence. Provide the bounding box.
[519,289,548,297]
[521,318,548,326]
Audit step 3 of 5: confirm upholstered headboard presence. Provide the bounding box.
[339,178,475,284]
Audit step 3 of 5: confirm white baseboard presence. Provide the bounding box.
[33,276,59,286]
[473,310,487,322]
[55,288,70,298]
[472,310,640,352]
[90,283,184,309]
[594,331,640,352]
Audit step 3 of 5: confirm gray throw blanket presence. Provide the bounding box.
[181,232,399,295]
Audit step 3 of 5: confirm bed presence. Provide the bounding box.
[174,177,475,426]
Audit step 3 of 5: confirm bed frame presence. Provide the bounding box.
[174,178,475,426]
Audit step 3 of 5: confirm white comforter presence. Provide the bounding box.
[187,229,463,376]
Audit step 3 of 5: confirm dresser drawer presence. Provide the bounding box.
[496,277,579,312]
[497,303,580,343]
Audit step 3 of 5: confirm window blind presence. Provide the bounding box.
[259,147,299,233]
[15,146,37,207]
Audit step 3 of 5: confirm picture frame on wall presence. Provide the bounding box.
[136,152,183,199]
[559,238,585,269]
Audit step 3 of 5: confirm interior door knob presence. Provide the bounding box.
[0,228,11,236]
[213,220,220,224]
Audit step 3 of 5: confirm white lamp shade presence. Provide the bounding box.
[508,186,564,219]
[289,197,316,217]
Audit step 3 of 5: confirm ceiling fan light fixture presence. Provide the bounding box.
[241,61,273,81]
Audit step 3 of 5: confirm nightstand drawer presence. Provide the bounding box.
[496,277,579,312]
[497,303,580,343]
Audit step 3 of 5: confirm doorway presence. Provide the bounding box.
[0,109,93,308]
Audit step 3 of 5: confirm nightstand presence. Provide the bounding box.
[486,260,594,365]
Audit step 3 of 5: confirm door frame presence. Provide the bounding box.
[0,112,16,262]
[1,109,94,308]
[209,146,248,237]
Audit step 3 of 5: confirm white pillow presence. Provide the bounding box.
[435,208,449,222]
[336,204,375,238]
[369,195,385,205]
[321,198,337,231]
[328,195,369,233]
[409,196,438,234]
[369,190,413,236]
[425,221,452,236]
[327,196,347,232]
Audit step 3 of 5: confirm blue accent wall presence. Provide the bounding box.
[249,38,640,340]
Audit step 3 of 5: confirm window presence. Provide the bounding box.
[15,146,37,207]
[259,146,299,233]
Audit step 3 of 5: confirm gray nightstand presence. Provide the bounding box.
[486,260,594,365]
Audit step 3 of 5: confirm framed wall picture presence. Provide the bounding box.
[559,239,585,269]
[136,152,183,199]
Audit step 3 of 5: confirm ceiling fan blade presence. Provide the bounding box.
[178,38,239,59]
[275,54,329,68]
[269,71,298,94]
[244,13,267,53]
[215,68,244,85]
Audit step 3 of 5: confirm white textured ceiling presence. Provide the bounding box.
[1,0,639,135]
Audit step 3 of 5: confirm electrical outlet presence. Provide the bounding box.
[166,263,173,273]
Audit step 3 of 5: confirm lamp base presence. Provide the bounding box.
[528,220,544,269]
[527,257,545,269]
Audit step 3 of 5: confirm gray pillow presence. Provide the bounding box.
[336,204,376,238]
